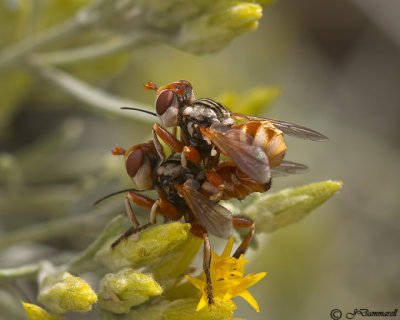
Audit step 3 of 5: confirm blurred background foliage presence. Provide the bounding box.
[0,0,399,319]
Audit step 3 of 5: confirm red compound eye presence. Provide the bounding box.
[126,148,144,177]
[156,90,174,116]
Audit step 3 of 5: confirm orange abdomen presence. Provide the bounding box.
[201,164,270,200]
[233,121,287,167]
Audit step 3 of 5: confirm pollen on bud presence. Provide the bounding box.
[210,3,263,31]
[22,302,63,320]
[175,2,263,54]
[238,180,343,232]
[122,298,237,320]
[37,272,97,314]
[96,222,192,272]
[98,268,163,314]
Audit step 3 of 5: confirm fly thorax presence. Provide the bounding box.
[155,157,203,205]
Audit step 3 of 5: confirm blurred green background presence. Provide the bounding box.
[0,0,399,319]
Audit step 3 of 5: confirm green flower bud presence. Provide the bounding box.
[96,222,192,272]
[22,302,63,320]
[162,299,236,320]
[210,3,263,31]
[98,268,163,314]
[121,298,236,320]
[225,180,343,233]
[175,2,263,54]
[151,234,202,289]
[37,271,97,314]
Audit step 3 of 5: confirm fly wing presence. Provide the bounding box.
[231,113,328,142]
[271,160,309,177]
[201,123,271,184]
[179,184,233,239]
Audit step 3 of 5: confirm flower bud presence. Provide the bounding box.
[22,302,63,320]
[96,222,192,272]
[175,2,263,54]
[210,3,262,31]
[98,268,162,314]
[37,271,97,314]
[121,298,236,320]
[232,180,343,232]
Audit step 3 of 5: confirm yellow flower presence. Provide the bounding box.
[186,237,267,312]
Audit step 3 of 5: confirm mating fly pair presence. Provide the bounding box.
[110,139,258,306]
[105,80,327,305]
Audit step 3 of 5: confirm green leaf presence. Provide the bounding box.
[225,180,343,233]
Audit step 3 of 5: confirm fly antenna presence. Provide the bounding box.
[94,188,142,205]
[120,107,157,117]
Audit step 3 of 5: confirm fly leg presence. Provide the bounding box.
[232,216,255,258]
[152,123,200,166]
[111,222,152,248]
[203,233,214,305]
[149,198,181,224]
[191,223,214,305]
[111,191,156,248]
[112,195,182,248]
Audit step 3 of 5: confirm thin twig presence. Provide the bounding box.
[67,214,124,273]
[0,199,122,251]
[30,33,150,65]
[28,62,155,122]
[0,264,40,282]
[0,13,92,70]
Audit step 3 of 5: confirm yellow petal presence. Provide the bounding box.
[211,251,219,261]
[234,272,267,292]
[244,272,267,288]
[221,237,234,258]
[238,290,260,312]
[196,294,208,311]
[185,275,206,292]
[223,288,235,302]
[233,255,248,274]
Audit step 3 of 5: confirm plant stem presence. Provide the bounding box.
[28,62,155,122]
[0,13,92,70]
[67,214,124,273]
[0,215,124,281]
[30,34,148,65]
[0,264,39,282]
[0,199,122,251]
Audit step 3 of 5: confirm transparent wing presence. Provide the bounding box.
[201,123,271,184]
[179,184,233,239]
[271,160,309,177]
[231,113,328,142]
